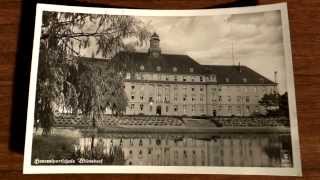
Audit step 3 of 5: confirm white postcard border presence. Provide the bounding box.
[23,3,302,176]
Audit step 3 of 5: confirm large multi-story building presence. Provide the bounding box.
[112,33,278,117]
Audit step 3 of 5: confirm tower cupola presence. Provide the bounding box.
[148,32,161,58]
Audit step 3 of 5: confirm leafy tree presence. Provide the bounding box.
[278,92,289,118]
[36,11,150,135]
[259,92,289,117]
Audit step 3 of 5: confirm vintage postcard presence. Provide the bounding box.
[23,3,302,176]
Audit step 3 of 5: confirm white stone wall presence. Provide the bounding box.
[124,81,208,116]
[206,85,278,116]
[119,72,277,117]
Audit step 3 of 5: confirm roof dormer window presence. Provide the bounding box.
[156,66,161,71]
[259,78,265,83]
[140,65,144,71]
[173,67,178,72]
[189,68,194,73]
[243,78,247,83]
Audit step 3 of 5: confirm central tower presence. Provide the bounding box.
[148,32,161,58]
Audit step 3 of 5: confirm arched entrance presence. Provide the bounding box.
[156,105,162,116]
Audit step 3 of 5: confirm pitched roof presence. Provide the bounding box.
[79,52,276,85]
[112,51,205,74]
[203,65,275,85]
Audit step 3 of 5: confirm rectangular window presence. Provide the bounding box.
[218,96,222,102]
[192,105,195,112]
[183,94,187,101]
[200,105,204,112]
[183,105,187,113]
[237,105,241,113]
[166,106,169,112]
[246,96,250,103]
[130,104,135,110]
[174,75,178,81]
[174,105,178,112]
[149,106,153,112]
[131,95,135,100]
[183,76,186,82]
[126,73,131,79]
[140,104,144,111]
[200,76,203,82]
[140,96,144,100]
[131,85,135,90]
[200,94,204,101]
[237,96,241,103]
[228,96,231,102]
[246,106,250,113]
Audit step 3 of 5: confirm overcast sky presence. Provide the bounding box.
[80,10,287,94]
[135,10,287,94]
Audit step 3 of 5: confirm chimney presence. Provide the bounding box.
[274,71,278,83]
[238,62,242,72]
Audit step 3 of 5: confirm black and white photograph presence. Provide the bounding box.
[23,3,301,175]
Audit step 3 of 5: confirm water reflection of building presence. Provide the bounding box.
[78,134,291,167]
[110,33,278,117]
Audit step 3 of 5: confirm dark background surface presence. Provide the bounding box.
[0,0,319,179]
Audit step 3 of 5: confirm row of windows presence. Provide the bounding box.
[128,149,206,166]
[128,71,259,84]
[129,104,206,113]
[130,85,206,91]
[139,65,195,73]
[128,104,259,113]
[125,138,205,147]
[230,104,258,113]
[129,84,275,94]
[128,148,203,156]
[129,73,207,82]
[129,94,258,104]
[130,94,206,102]
[215,96,255,103]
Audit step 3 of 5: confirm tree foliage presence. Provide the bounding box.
[35,11,150,134]
[259,92,289,117]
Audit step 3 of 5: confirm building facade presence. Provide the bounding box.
[112,33,278,117]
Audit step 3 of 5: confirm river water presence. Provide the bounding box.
[75,132,293,167]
